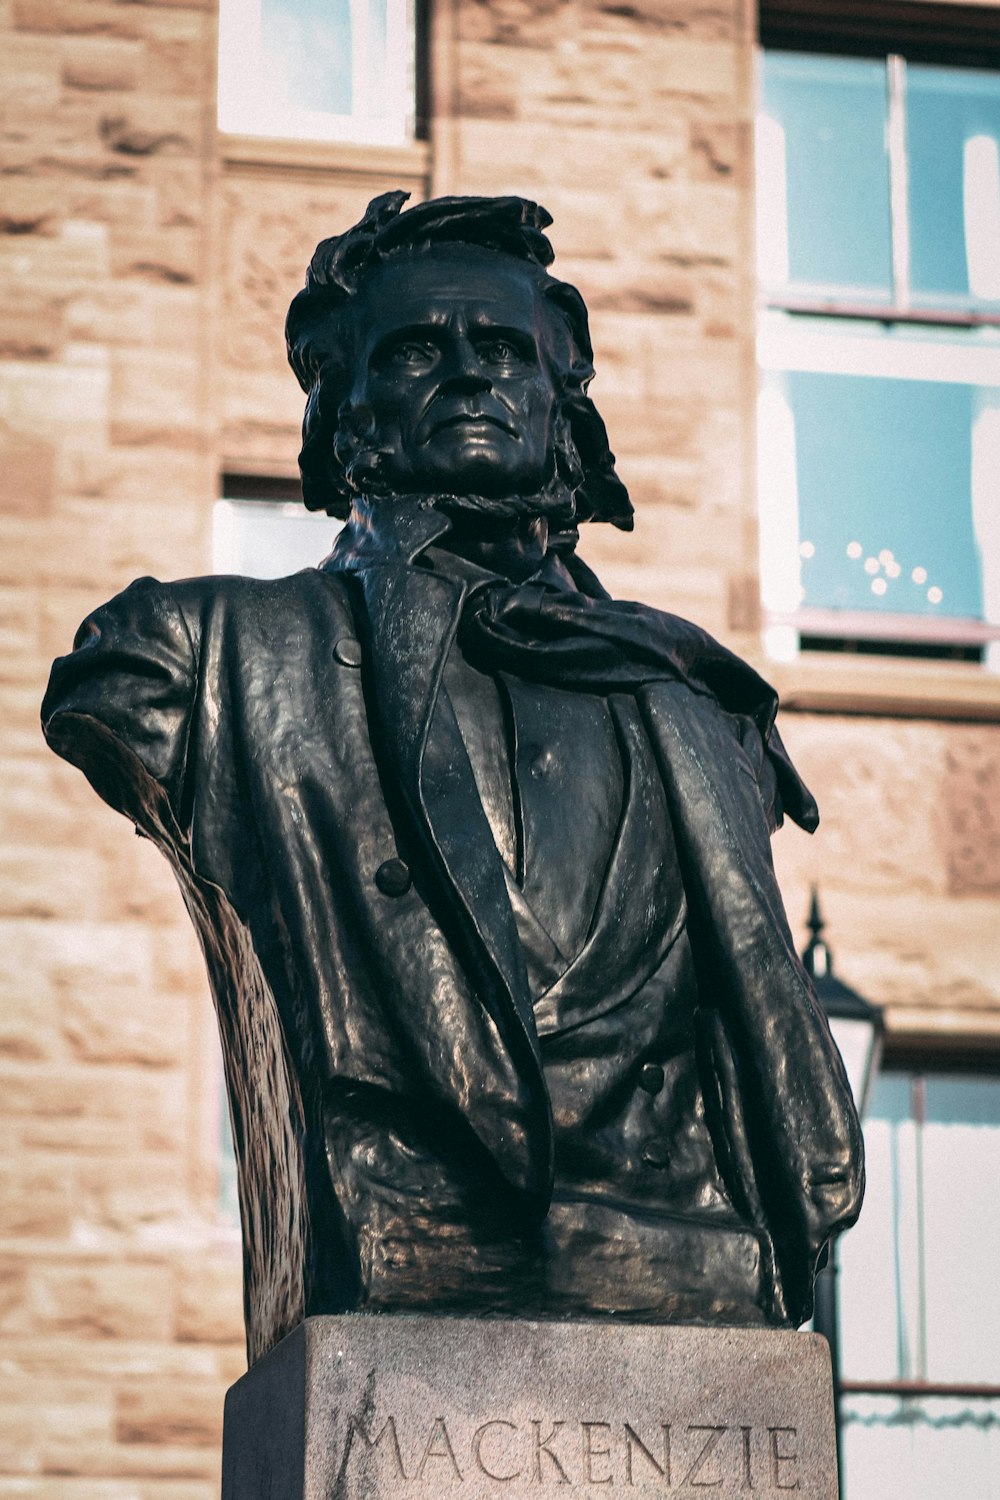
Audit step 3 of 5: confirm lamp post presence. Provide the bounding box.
[802,888,885,1500]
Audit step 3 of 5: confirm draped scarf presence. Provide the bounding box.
[456,577,818,834]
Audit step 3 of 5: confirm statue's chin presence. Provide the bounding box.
[359,470,578,532]
[434,487,570,525]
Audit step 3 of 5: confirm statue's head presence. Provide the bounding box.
[286,192,632,529]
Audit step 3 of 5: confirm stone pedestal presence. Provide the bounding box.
[222,1315,838,1497]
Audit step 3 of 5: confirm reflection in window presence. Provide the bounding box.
[213,499,339,578]
[758,320,1000,628]
[837,1071,1000,1497]
[756,49,1000,663]
[218,0,414,146]
[758,54,893,301]
[908,67,1000,308]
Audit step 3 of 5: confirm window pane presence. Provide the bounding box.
[843,1395,1000,1500]
[218,0,413,145]
[213,500,340,578]
[921,1077,1000,1383]
[840,1072,1000,1393]
[839,1074,917,1384]
[908,65,1000,309]
[787,367,984,620]
[758,53,893,300]
[365,0,390,112]
[262,0,354,118]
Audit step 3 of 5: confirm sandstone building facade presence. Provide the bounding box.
[1,0,998,1491]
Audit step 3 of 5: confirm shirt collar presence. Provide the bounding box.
[321,495,579,595]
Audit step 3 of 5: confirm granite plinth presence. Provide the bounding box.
[222,1315,838,1498]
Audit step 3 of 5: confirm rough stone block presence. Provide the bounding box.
[223,1316,838,1498]
[576,0,739,41]
[0,1158,74,1237]
[942,727,1000,895]
[635,35,738,95]
[12,1,145,38]
[0,437,58,513]
[456,0,577,51]
[61,36,142,93]
[75,1153,190,1235]
[0,949,59,1061]
[109,226,200,287]
[0,1059,188,1154]
[116,1379,225,1448]
[97,96,203,159]
[0,358,109,446]
[13,1261,175,1341]
[771,717,951,898]
[456,120,688,197]
[0,1483,216,1499]
[175,1255,245,1347]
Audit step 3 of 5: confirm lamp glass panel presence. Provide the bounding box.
[827,1014,877,1115]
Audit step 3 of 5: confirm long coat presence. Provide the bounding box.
[42,501,863,1364]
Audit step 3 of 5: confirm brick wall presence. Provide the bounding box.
[2,0,999,1492]
[436,0,761,650]
[1,1,242,1490]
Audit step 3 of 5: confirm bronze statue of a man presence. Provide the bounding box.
[42,193,863,1366]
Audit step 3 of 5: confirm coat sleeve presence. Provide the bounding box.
[41,576,199,847]
[642,680,865,1326]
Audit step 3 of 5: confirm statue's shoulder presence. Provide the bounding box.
[94,566,354,643]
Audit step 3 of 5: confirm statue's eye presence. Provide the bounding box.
[389,341,433,366]
[480,339,521,365]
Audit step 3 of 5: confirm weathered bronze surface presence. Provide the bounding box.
[42,194,864,1366]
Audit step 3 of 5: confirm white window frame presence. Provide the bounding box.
[755,49,1000,670]
[217,0,416,147]
[213,496,341,578]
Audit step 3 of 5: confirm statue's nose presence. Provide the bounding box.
[439,339,492,395]
[441,370,493,396]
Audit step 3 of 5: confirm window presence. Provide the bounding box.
[836,1067,1000,1498]
[213,494,339,578]
[756,13,1000,666]
[217,0,418,146]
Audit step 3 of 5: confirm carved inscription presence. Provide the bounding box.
[339,1416,802,1490]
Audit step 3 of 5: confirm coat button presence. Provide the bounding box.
[641,1141,671,1170]
[334,637,363,667]
[375,859,411,897]
[639,1062,665,1096]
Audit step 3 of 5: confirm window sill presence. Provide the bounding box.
[219,133,431,182]
[761,652,1000,722]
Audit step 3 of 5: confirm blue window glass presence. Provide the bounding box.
[788,363,986,621]
[908,65,1000,310]
[217,0,412,145]
[213,500,339,579]
[759,53,893,300]
[366,0,390,107]
[837,1072,1000,1498]
[261,0,354,118]
[757,48,1000,645]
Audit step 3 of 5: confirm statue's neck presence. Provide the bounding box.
[434,513,550,583]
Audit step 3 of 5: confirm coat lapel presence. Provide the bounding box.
[638,677,863,1321]
[327,503,545,1078]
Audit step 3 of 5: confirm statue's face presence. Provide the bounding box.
[345,247,559,499]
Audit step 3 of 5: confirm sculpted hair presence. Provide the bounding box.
[285,192,633,527]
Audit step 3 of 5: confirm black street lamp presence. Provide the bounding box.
[802,888,885,1500]
[803,887,885,1119]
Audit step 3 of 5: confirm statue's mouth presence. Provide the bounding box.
[429,409,516,438]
